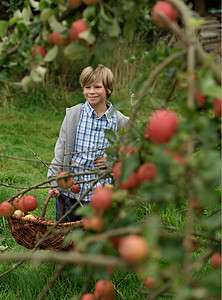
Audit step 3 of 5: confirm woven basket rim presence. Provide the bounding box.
[8,213,82,227]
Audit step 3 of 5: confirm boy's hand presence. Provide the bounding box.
[93,157,107,169]
[48,188,60,198]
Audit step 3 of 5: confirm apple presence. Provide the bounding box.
[48,31,70,46]
[119,171,139,190]
[12,196,20,209]
[182,236,199,252]
[194,91,206,106]
[82,0,98,5]
[69,19,89,41]
[152,1,178,28]
[60,0,82,9]
[118,146,135,156]
[31,45,47,58]
[213,98,222,117]
[80,293,94,300]
[22,195,38,211]
[13,210,25,217]
[0,201,15,217]
[82,215,104,232]
[137,162,157,183]
[163,149,184,165]
[144,109,179,144]
[110,235,122,249]
[210,253,221,268]
[144,277,160,289]
[17,196,26,212]
[91,186,113,212]
[94,280,114,298]
[72,183,81,194]
[112,161,122,181]
[56,171,74,189]
[118,235,149,263]
[24,214,36,219]
[94,290,114,300]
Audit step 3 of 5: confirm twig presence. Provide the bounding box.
[0,251,128,268]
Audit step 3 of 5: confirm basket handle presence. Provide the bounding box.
[41,192,66,220]
[41,191,55,219]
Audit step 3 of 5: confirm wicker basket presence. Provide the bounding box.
[7,193,82,251]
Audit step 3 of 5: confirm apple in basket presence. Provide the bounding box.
[17,195,39,212]
[24,214,36,219]
[13,210,25,217]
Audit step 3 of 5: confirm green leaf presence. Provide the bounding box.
[48,15,67,34]
[44,45,58,62]
[0,21,8,37]
[104,129,120,145]
[40,8,55,23]
[29,0,39,10]
[121,151,140,182]
[200,74,221,98]
[63,42,87,61]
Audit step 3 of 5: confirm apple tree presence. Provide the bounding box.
[0,0,221,299]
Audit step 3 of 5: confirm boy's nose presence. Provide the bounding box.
[89,87,96,93]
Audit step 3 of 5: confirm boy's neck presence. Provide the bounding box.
[88,102,108,117]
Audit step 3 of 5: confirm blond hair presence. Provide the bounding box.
[79,64,114,98]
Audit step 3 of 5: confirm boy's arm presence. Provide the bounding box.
[47,115,67,187]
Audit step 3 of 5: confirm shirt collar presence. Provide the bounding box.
[85,100,113,121]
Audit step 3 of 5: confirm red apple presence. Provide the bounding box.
[144,109,179,144]
[72,184,81,194]
[110,235,122,249]
[48,31,70,46]
[144,277,156,289]
[82,0,98,5]
[213,98,222,117]
[94,290,114,300]
[80,293,94,300]
[112,161,122,181]
[31,45,47,58]
[182,236,199,252]
[12,197,20,209]
[91,186,113,212]
[118,146,135,156]
[22,195,39,211]
[0,201,15,217]
[152,1,178,28]
[56,171,74,189]
[137,162,157,183]
[13,210,25,217]
[210,253,221,268]
[119,171,139,190]
[69,19,89,41]
[118,235,149,263]
[17,196,26,212]
[94,280,114,297]
[82,215,104,232]
[163,149,184,165]
[194,91,206,106]
[60,0,82,9]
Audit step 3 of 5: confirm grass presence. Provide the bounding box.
[0,80,220,300]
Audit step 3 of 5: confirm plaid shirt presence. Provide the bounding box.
[70,100,117,202]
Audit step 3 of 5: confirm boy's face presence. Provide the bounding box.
[83,81,107,108]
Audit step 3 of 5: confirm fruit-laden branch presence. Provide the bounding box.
[125,49,187,141]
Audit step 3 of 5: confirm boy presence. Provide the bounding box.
[47,64,129,222]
